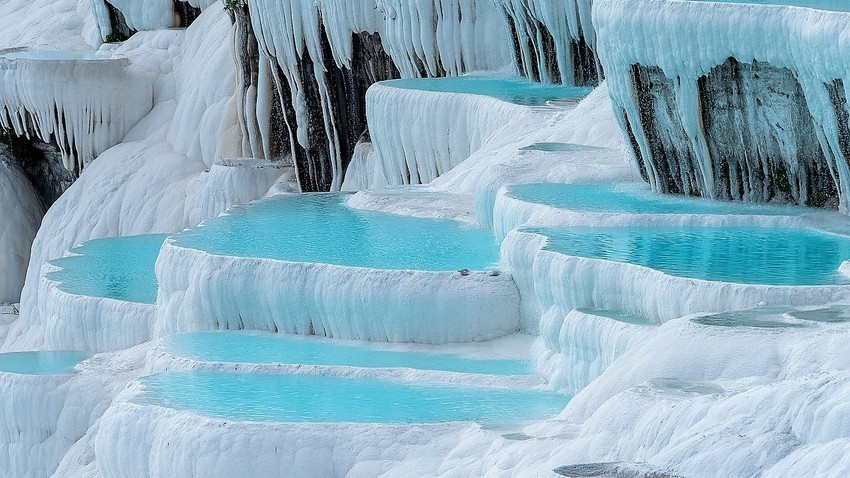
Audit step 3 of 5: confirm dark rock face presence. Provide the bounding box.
[233,5,400,192]
[1,133,74,209]
[174,1,202,27]
[630,65,702,195]
[104,0,200,40]
[624,58,841,208]
[104,2,135,41]
[699,58,835,207]
[499,1,600,86]
[826,79,850,172]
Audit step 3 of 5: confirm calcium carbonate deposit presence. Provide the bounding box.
[3,0,850,477]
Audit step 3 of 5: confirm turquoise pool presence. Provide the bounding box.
[163,332,532,375]
[690,0,849,12]
[383,76,592,106]
[172,194,500,271]
[0,351,89,375]
[528,226,850,286]
[135,372,568,424]
[507,183,803,216]
[46,234,167,304]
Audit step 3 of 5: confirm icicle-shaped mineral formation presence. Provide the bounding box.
[595,0,850,210]
[234,0,512,191]
[496,0,600,86]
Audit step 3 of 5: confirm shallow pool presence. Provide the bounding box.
[788,306,850,323]
[0,351,89,375]
[692,305,850,327]
[46,234,167,304]
[383,76,592,106]
[1,50,104,61]
[172,194,499,271]
[163,332,531,375]
[690,0,849,12]
[519,143,594,153]
[135,372,568,424]
[574,308,656,326]
[528,226,850,286]
[508,183,803,216]
[692,309,810,328]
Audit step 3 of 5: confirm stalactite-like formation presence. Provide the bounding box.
[234,0,510,191]
[596,0,850,211]
[0,52,154,177]
[497,0,601,86]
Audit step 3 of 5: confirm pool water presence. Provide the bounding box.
[46,234,167,304]
[135,372,568,424]
[648,378,724,395]
[692,305,850,327]
[528,226,850,286]
[173,194,500,271]
[692,309,810,328]
[383,76,592,106]
[788,306,850,323]
[163,332,532,375]
[691,0,850,12]
[575,308,656,326]
[1,50,103,61]
[518,143,596,153]
[0,351,89,375]
[508,183,803,216]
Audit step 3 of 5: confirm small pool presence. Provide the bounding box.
[527,226,850,286]
[507,183,804,216]
[135,372,568,424]
[46,234,167,304]
[692,305,850,327]
[574,308,656,326]
[163,332,532,375]
[518,143,595,153]
[690,0,850,12]
[692,309,810,328]
[647,378,724,395]
[788,306,850,323]
[1,50,104,61]
[383,76,592,106]
[0,351,89,375]
[172,194,499,271]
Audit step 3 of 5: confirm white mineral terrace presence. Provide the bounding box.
[0,48,153,173]
[2,0,850,476]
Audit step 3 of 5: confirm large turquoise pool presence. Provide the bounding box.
[0,351,89,375]
[691,0,849,12]
[163,332,532,375]
[383,76,592,106]
[172,194,500,271]
[527,226,850,286]
[135,372,568,424]
[507,183,803,216]
[46,234,167,304]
